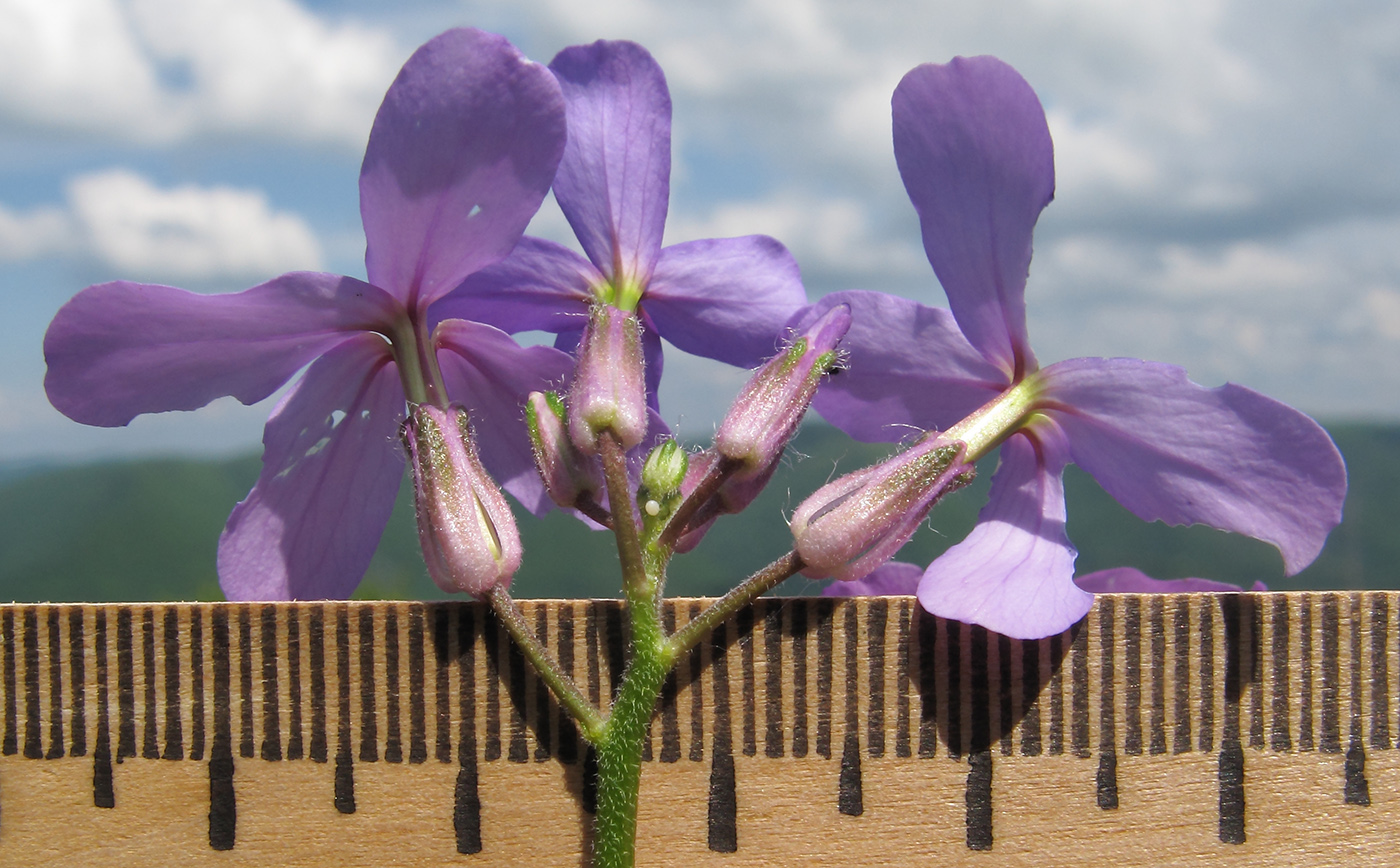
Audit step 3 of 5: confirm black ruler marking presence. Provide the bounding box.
[918,609,937,758]
[385,607,403,764]
[557,603,581,766]
[116,608,134,761]
[660,605,681,763]
[334,606,355,814]
[1172,598,1191,754]
[2,610,14,757]
[707,621,737,853]
[1271,596,1292,751]
[605,605,625,707]
[431,605,452,764]
[210,606,236,850]
[534,606,554,762]
[1199,600,1215,754]
[1123,596,1142,757]
[1070,617,1088,758]
[287,605,304,761]
[947,618,964,760]
[161,608,182,760]
[998,633,1013,757]
[93,609,114,809]
[237,607,253,761]
[585,601,602,711]
[1370,594,1390,750]
[483,609,501,763]
[1148,597,1166,755]
[896,600,912,759]
[46,608,63,760]
[260,605,281,762]
[968,625,990,756]
[967,624,993,849]
[687,601,705,764]
[1249,597,1265,749]
[191,608,205,762]
[1346,594,1371,805]
[867,599,887,759]
[838,602,863,817]
[815,598,834,760]
[358,607,378,764]
[505,610,529,764]
[763,601,783,760]
[1321,595,1341,753]
[737,606,756,758]
[1300,595,1315,751]
[1047,631,1064,757]
[69,608,86,758]
[307,606,326,764]
[1097,597,1119,810]
[409,604,427,765]
[1219,594,1248,845]
[140,608,157,760]
[1021,636,1043,757]
[791,600,809,759]
[455,604,482,855]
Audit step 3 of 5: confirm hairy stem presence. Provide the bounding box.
[657,455,741,549]
[665,550,805,663]
[487,586,605,742]
[599,432,649,602]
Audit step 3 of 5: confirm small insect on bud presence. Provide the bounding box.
[790,433,973,582]
[402,404,522,596]
[567,304,647,454]
[715,304,852,477]
[526,391,601,509]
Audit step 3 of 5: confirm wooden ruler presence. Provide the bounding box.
[0,593,1394,866]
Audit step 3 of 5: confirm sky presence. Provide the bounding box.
[2,0,1399,464]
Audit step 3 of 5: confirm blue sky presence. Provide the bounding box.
[3,0,1400,463]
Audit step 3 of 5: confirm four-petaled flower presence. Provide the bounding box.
[805,56,1346,639]
[436,39,809,402]
[43,29,573,600]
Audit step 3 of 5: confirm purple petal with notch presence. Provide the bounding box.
[795,291,1007,442]
[435,319,575,516]
[645,235,808,368]
[549,40,671,286]
[918,426,1091,639]
[893,56,1052,376]
[44,273,398,427]
[360,28,566,309]
[218,333,407,600]
[1039,357,1346,575]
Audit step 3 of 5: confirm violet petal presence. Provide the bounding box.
[918,426,1092,639]
[893,56,1052,376]
[218,333,406,600]
[44,273,398,427]
[645,235,808,368]
[549,40,671,287]
[360,28,566,309]
[823,561,924,597]
[434,319,575,516]
[432,236,600,335]
[794,290,1007,442]
[1074,567,1266,594]
[1040,357,1347,575]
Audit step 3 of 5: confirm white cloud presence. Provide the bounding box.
[66,169,322,280]
[0,203,72,261]
[0,0,400,147]
[0,169,321,280]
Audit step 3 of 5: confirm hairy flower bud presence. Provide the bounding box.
[526,390,601,509]
[715,304,851,476]
[568,304,647,454]
[790,433,973,581]
[641,438,688,499]
[402,404,522,596]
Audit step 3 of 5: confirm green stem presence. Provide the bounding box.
[598,432,649,603]
[665,550,805,663]
[590,582,669,868]
[486,587,605,743]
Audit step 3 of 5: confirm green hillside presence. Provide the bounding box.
[0,422,1393,603]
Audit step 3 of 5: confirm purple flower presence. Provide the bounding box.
[825,563,1267,597]
[436,40,808,398]
[797,56,1346,639]
[43,29,573,600]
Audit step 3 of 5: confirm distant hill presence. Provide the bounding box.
[0,422,1393,603]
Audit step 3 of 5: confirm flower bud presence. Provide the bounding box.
[568,304,647,454]
[402,404,522,596]
[641,438,688,499]
[715,304,851,476]
[790,433,973,581]
[526,390,601,509]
